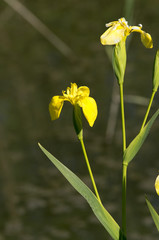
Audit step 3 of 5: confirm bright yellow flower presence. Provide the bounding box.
[100,17,153,48]
[155,175,159,195]
[49,83,97,127]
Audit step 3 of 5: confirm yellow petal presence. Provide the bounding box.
[141,31,153,48]
[100,26,126,45]
[155,175,159,195]
[78,97,98,127]
[49,96,65,120]
[77,86,90,97]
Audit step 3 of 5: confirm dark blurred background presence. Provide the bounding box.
[0,0,159,239]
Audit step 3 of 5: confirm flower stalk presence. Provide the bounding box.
[140,48,159,131]
[112,39,127,237]
[120,83,127,152]
[140,90,156,131]
[119,82,127,238]
[80,138,102,204]
[122,163,128,238]
[72,104,101,203]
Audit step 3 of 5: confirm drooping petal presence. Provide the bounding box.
[100,26,126,45]
[49,96,65,120]
[100,26,125,45]
[77,86,90,97]
[140,31,153,48]
[100,18,130,45]
[78,97,98,127]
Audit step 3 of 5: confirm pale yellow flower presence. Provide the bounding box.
[100,17,153,48]
[49,83,97,127]
[155,175,159,195]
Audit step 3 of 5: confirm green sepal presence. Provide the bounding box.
[146,196,159,231]
[123,109,159,165]
[73,104,83,140]
[153,48,159,92]
[113,39,127,84]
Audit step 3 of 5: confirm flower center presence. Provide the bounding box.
[63,83,80,105]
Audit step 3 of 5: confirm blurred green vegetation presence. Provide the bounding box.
[0,1,159,239]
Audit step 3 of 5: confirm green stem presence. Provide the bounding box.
[80,138,102,204]
[122,163,128,238]
[140,90,156,131]
[119,82,127,238]
[119,83,126,152]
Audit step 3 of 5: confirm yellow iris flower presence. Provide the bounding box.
[100,17,153,48]
[155,175,159,195]
[49,83,98,127]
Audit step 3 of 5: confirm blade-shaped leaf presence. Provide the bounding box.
[146,197,159,231]
[39,143,121,240]
[123,109,159,165]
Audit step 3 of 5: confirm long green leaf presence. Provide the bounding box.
[39,143,121,240]
[123,109,159,165]
[146,197,159,231]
